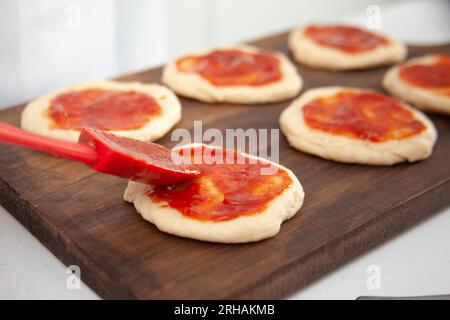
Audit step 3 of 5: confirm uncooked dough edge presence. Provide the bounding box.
[279,87,437,165]
[288,26,407,71]
[383,55,450,115]
[21,80,182,142]
[124,144,304,243]
[162,44,302,104]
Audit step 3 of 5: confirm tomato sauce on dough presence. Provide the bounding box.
[176,49,282,86]
[304,25,389,53]
[49,89,162,130]
[303,91,426,142]
[148,146,293,222]
[399,54,450,96]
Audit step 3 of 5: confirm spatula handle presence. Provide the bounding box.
[0,122,97,165]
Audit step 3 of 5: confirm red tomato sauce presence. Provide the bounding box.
[303,91,426,142]
[399,55,450,96]
[148,146,293,222]
[176,49,282,86]
[48,89,161,130]
[304,25,389,53]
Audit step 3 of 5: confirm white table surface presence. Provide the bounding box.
[0,0,449,299]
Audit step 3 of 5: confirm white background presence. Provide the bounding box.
[0,0,411,107]
[0,0,449,299]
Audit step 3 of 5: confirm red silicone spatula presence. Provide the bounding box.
[0,122,201,185]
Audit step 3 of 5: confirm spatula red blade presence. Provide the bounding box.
[0,122,200,186]
[79,128,201,185]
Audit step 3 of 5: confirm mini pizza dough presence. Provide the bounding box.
[383,54,450,115]
[279,87,437,165]
[124,144,304,243]
[21,80,182,142]
[162,44,302,104]
[288,25,407,70]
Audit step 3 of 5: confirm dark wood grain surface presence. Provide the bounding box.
[0,33,449,299]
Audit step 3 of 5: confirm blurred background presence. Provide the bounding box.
[0,0,449,108]
[0,0,449,300]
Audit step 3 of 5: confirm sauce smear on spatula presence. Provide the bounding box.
[0,123,200,186]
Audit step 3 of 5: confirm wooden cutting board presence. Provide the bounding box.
[0,33,449,299]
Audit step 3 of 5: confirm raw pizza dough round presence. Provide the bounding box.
[279,87,437,165]
[383,54,450,115]
[21,80,182,142]
[288,25,407,70]
[162,44,302,104]
[124,144,304,243]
